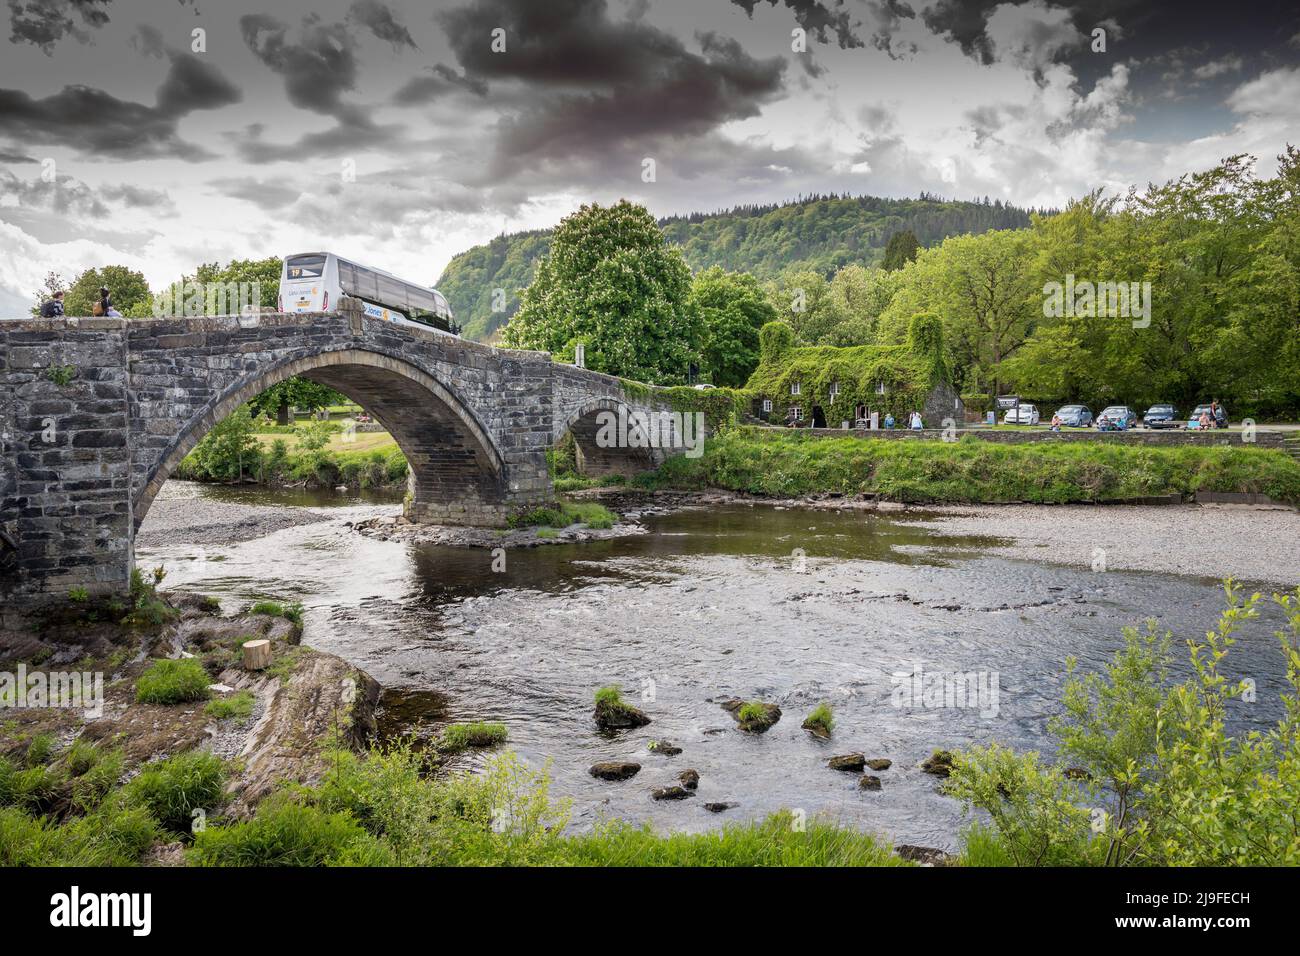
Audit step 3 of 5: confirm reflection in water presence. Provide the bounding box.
[143,490,1293,849]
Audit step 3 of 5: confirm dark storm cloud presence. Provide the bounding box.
[487,30,785,178]
[437,0,785,181]
[0,148,37,162]
[347,0,416,49]
[730,0,864,49]
[0,51,240,159]
[209,176,302,210]
[240,13,372,128]
[7,0,110,54]
[392,64,487,105]
[440,0,743,85]
[0,168,171,218]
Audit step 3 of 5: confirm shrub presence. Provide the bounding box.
[135,658,212,705]
[124,750,226,833]
[949,582,1300,867]
[438,722,508,752]
[188,795,370,866]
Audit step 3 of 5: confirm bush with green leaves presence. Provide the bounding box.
[135,658,212,705]
[947,582,1300,866]
[124,751,226,833]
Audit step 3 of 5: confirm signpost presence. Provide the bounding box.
[996,394,1020,425]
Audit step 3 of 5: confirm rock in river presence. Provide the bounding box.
[920,750,955,777]
[652,785,693,801]
[866,758,892,771]
[678,769,700,790]
[594,698,651,731]
[858,774,882,791]
[828,753,866,772]
[590,761,641,781]
[648,739,682,756]
[704,801,737,813]
[720,697,782,733]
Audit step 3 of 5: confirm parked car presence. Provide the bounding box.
[1142,403,1181,429]
[1096,405,1138,430]
[1003,403,1040,425]
[1188,403,1228,428]
[1053,404,1093,427]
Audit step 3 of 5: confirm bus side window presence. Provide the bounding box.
[378,276,410,313]
[352,268,379,301]
[337,261,356,294]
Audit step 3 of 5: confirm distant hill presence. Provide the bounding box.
[438,193,1044,341]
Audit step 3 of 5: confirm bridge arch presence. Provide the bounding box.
[555,397,662,478]
[135,347,509,529]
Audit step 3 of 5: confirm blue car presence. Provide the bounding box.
[1053,404,1093,427]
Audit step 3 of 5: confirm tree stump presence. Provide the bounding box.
[242,639,273,671]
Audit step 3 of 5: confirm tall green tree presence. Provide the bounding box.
[501,200,700,384]
[882,229,920,271]
[248,378,346,426]
[688,266,777,387]
[54,265,151,317]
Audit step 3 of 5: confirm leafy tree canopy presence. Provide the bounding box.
[501,200,701,384]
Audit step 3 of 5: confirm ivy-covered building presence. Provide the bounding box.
[745,316,963,428]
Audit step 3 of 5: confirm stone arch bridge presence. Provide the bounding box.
[0,302,696,603]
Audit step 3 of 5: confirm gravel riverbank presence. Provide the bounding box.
[899,503,1300,587]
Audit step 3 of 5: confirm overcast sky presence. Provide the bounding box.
[1,0,1297,315]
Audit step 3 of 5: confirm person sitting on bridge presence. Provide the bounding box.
[97,286,122,317]
[883,412,895,429]
[909,410,923,430]
[39,290,64,318]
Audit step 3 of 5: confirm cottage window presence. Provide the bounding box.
[762,398,773,413]
[790,406,803,421]
[876,381,886,395]
[828,381,839,398]
[791,382,801,396]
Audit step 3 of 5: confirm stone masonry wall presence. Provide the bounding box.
[1,305,688,605]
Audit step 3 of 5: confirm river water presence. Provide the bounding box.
[140,482,1294,850]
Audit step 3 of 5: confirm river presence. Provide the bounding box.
[139,481,1296,850]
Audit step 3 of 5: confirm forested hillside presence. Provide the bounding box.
[439,193,1040,341]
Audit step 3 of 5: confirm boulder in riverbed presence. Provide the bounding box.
[866,758,892,771]
[704,801,737,813]
[678,769,699,790]
[858,774,882,791]
[590,761,641,781]
[828,753,866,772]
[594,685,651,731]
[648,739,682,756]
[722,698,781,733]
[652,785,693,801]
[896,844,953,866]
[921,750,955,777]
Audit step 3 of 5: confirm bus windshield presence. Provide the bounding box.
[285,255,326,280]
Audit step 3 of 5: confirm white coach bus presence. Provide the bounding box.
[278,252,460,336]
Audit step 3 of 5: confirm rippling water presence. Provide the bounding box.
[141,483,1294,850]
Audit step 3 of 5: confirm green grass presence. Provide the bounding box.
[802,702,834,735]
[509,501,618,530]
[123,751,226,833]
[437,722,509,752]
[595,685,628,709]
[205,691,256,721]
[135,658,211,705]
[250,600,303,627]
[187,744,906,868]
[638,427,1300,504]
[737,701,769,722]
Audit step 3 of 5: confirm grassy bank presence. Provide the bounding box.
[637,428,1300,504]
